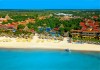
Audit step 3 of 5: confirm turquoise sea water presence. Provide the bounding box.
[0,49,100,70]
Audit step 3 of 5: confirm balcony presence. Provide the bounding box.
[81,33,96,36]
[98,34,100,37]
[71,33,80,35]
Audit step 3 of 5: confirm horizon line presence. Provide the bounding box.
[0,9,100,10]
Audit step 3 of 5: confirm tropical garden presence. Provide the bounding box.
[0,10,100,43]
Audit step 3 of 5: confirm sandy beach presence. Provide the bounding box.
[0,36,100,52]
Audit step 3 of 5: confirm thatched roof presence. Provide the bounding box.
[63,32,69,37]
[23,26,29,31]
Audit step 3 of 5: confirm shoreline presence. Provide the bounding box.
[0,36,100,52]
[0,47,100,52]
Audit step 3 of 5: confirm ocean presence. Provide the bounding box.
[0,49,100,70]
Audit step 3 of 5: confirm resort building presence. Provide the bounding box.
[0,14,13,23]
[25,18,35,23]
[0,23,17,30]
[5,14,13,20]
[38,16,50,20]
[60,16,73,20]
[55,13,73,17]
[71,19,100,40]
[54,13,73,20]
[0,17,7,23]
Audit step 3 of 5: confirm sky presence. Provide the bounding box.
[0,0,100,9]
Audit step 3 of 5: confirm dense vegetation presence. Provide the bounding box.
[0,9,100,37]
